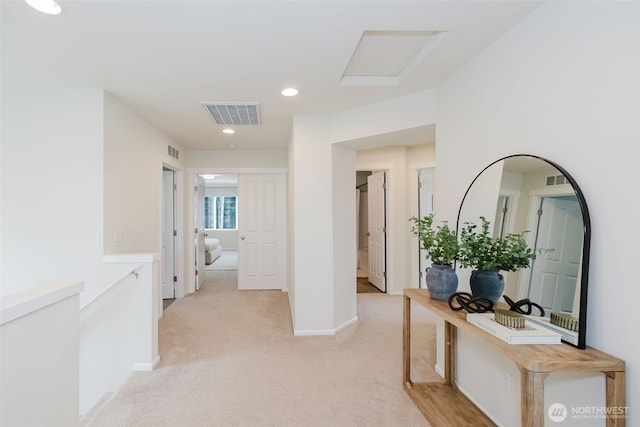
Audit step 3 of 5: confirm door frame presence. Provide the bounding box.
[411,165,436,288]
[355,164,390,292]
[160,164,185,304]
[366,170,387,292]
[186,167,287,295]
[409,162,436,290]
[194,174,206,291]
[162,168,177,300]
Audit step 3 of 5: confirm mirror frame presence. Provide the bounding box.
[456,154,591,349]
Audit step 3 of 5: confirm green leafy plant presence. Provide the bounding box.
[458,216,535,272]
[409,213,459,267]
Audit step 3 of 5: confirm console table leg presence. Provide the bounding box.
[403,295,411,388]
[443,321,455,386]
[605,371,626,427]
[519,368,548,427]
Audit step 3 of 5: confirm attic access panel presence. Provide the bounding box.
[340,30,446,86]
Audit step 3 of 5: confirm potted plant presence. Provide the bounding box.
[409,213,460,300]
[458,216,535,303]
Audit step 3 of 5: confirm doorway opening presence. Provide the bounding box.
[186,169,287,295]
[194,173,239,296]
[356,170,386,293]
[162,165,184,311]
[200,174,239,275]
[162,167,177,304]
[416,167,435,288]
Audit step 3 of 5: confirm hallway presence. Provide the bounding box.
[85,271,438,426]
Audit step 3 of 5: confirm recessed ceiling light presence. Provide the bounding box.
[222,128,235,134]
[25,0,63,15]
[281,88,299,97]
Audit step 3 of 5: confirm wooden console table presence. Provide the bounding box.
[403,288,626,427]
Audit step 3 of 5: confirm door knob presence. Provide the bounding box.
[241,236,246,240]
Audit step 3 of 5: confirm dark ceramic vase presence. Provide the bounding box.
[470,269,504,304]
[425,264,458,301]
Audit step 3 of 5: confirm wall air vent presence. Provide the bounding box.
[168,145,179,160]
[201,102,261,126]
[545,174,568,187]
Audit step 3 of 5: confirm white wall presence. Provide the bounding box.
[103,93,185,255]
[436,2,639,425]
[288,90,437,334]
[79,256,159,415]
[328,89,437,143]
[1,281,83,427]
[103,93,185,300]
[186,150,288,169]
[407,144,435,167]
[332,144,357,329]
[0,90,104,300]
[289,116,335,334]
[287,132,297,323]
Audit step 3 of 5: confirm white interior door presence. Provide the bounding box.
[162,169,176,299]
[237,174,285,290]
[194,175,206,290]
[528,196,582,314]
[417,168,434,288]
[367,171,386,292]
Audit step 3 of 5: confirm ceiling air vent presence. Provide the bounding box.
[201,102,261,126]
[168,145,179,160]
[545,174,568,187]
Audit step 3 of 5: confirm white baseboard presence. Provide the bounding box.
[294,316,359,336]
[334,315,358,333]
[294,328,336,336]
[132,355,160,371]
[79,392,114,427]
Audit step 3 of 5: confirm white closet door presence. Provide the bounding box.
[528,196,582,314]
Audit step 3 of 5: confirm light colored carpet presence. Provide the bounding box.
[206,250,238,271]
[85,270,438,427]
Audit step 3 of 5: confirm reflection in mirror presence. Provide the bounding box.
[457,155,590,348]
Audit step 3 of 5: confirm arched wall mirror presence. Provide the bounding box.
[456,154,590,348]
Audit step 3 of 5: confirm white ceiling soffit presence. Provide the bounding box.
[340,124,435,151]
[202,102,261,125]
[340,30,446,87]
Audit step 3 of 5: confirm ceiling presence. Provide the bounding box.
[1,0,542,151]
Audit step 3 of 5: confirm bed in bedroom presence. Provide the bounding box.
[205,238,222,265]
